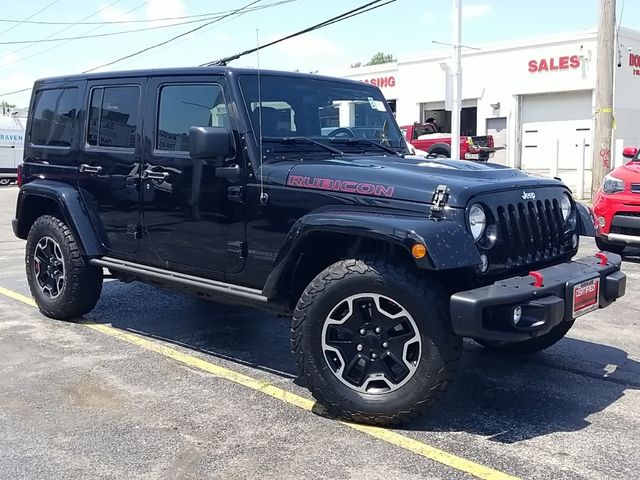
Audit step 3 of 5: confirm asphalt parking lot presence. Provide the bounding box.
[0,185,639,480]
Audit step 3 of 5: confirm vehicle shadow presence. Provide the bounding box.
[91,280,640,443]
[621,248,640,264]
[406,338,640,443]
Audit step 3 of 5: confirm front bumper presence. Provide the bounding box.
[602,214,640,245]
[450,253,626,342]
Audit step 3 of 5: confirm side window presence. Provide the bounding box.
[87,86,140,148]
[30,88,78,147]
[157,84,229,152]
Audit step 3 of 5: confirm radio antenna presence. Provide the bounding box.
[256,28,268,206]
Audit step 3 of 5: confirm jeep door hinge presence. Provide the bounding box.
[430,184,450,217]
[228,185,244,203]
[227,241,247,258]
[127,224,143,240]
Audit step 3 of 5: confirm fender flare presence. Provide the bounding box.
[576,201,597,237]
[262,208,481,298]
[14,180,106,256]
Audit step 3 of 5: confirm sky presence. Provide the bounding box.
[0,0,636,107]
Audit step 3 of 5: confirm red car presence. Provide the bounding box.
[593,146,640,253]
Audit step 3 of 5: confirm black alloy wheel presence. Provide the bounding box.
[322,293,422,394]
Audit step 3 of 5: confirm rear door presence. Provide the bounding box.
[79,78,145,254]
[138,75,245,275]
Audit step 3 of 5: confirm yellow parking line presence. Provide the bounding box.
[0,286,519,480]
[0,286,36,307]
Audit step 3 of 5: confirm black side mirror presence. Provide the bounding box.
[189,126,233,165]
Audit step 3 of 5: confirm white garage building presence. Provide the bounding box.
[342,28,640,193]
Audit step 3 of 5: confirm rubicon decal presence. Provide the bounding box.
[287,175,395,198]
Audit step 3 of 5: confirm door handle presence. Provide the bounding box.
[215,164,242,181]
[79,164,102,174]
[142,169,169,180]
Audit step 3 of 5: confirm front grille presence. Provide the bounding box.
[611,225,640,236]
[492,199,568,269]
[631,183,640,193]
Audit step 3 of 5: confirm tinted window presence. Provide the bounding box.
[30,88,78,147]
[157,84,229,152]
[87,86,139,148]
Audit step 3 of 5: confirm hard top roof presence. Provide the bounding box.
[33,66,368,89]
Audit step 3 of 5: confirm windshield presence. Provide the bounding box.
[239,75,406,157]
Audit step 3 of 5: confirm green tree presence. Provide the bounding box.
[1,100,16,115]
[350,53,396,68]
[365,52,396,66]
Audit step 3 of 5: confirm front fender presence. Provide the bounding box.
[14,180,105,256]
[262,208,481,297]
[576,202,597,237]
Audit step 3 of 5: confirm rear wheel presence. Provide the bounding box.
[596,236,625,255]
[0,178,11,186]
[475,320,575,354]
[26,215,103,320]
[292,258,462,425]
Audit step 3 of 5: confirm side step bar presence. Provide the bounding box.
[90,257,276,310]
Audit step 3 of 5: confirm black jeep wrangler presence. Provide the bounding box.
[13,67,626,425]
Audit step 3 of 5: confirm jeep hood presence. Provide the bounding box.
[271,155,568,207]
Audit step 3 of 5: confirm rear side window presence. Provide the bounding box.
[30,88,78,147]
[157,84,229,152]
[87,86,140,148]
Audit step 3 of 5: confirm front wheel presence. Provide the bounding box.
[26,215,103,320]
[475,320,575,354]
[0,178,11,186]
[291,259,462,425]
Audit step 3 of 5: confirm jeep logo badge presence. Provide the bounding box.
[522,191,536,200]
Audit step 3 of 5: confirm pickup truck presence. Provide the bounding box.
[401,122,495,161]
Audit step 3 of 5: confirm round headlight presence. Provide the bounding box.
[468,203,486,240]
[560,193,572,221]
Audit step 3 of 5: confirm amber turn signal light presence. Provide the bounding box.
[411,243,427,259]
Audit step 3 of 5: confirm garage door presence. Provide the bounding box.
[521,91,593,170]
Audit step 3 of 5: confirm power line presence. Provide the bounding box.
[0,12,245,45]
[8,1,148,68]
[0,0,294,97]
[617,0,626,34]
[0,0,62,38]
[0,87,33,97]
[11,0,125,56]
[202,0,395,66]
[82,0,266,73]
[0,8,257,26]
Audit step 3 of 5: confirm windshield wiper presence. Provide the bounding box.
[265,136,344,156]
[329,138,403,157]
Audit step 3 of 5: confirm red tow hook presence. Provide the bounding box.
[595,252,608,266]
[529,271,544,288]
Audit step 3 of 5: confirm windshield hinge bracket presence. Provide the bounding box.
[430,184,450,217]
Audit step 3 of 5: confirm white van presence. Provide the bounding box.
[0,114,25,185]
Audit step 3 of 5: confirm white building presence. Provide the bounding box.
[343,28,640,182]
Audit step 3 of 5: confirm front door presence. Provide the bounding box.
[139,76,245,275]
[79,79,145,254]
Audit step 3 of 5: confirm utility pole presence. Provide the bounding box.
[591,0,616,199]
[451,0,462,159]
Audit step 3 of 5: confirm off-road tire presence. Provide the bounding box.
[26,215,103,320]
[291,258,462,426]
[596,237,625,255]
[474,320,575,354]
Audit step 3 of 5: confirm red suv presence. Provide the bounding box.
[593,146,640,253]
